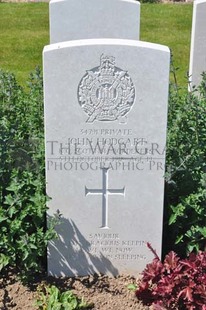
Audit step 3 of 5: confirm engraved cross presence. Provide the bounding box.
[85,168,125,229]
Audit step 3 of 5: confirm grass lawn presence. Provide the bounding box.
[0,3,193,86]
[141,4,193,86]
[0,3,49,85]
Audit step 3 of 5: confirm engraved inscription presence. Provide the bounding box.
[88,234,147,260]
[78,54,135,123]
[85,168,125,229]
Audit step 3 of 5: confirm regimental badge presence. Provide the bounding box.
[77,54,135,123]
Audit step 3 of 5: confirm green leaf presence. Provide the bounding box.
[169,213,177,225]
[0,216,8,223]
[8,206,17,218]
[199,227,206,237]
[0,253,10,271]
[175,235,184,244]
[127,283,137,291]
[4,194,15,206]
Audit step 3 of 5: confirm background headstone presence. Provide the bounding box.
[189,0,206,88]
[44,39,170,277]
[49,0,140,44]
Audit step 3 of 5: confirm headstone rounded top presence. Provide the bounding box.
[44,38,170,54]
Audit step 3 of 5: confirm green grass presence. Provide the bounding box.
[141,4,193,86]
[0,3,193,86]
[0,3,49,85]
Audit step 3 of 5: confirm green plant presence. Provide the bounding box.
[0,169,58,278]
[36,284,92,310]
[127,283,137,291]
[164,73,206,256]
[169,186,206,253]
[0,68,57,280]
[135,243,206,310]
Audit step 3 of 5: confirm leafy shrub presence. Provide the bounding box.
[135,243,206,310]
[36,284,92,310]
[0,69,57,279]
[164,73,206,255]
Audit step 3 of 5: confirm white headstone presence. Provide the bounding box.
[44,39,170,277]
[189,0,206,88]
[49,0,140,44]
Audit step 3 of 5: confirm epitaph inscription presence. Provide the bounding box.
[85,168,125,229]
[78,54,135,123]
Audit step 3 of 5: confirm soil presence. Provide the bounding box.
[0,269,152,310]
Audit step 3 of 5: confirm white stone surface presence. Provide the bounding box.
[44,39,170,277]
[49,0,140,44]
[189,0,206,88]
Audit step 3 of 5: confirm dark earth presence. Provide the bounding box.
[0,269,153,310]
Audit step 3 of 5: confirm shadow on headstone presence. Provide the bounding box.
[47,215,119,277]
